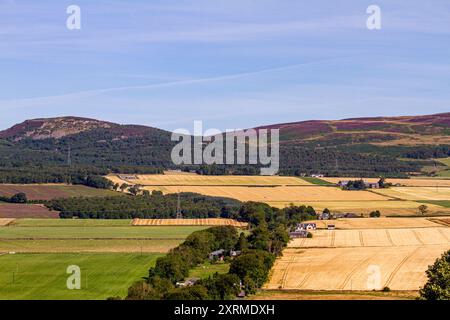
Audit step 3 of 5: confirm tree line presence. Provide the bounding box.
[47,192,243,219]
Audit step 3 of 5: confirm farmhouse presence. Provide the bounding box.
[337,180,350,187]
[317,212,331,220]
[366,182,380,189]
[209,249,225,261]
[297,223,317,231]
[337,180,379,189]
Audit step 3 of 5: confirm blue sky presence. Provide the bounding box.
[0,0,449,131]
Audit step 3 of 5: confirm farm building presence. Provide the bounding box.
[230,250,241,257]
[176,278,200,288]
[298,223,317,231]
[209,249,225,261]
[337,180,350,187]
[289,230,308,238]
[337,180,379,189]
[317,212,331,220]
[366,182,380,189]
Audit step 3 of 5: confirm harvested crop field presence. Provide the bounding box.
[0,218,15,226]
[307,217,441,229]
[252,290,418,300]
[265,200,449,215]
[144,186,388,202]
[0,203,58,218]
[107,173,310,186]
[132,218,248,228]
[266,218,450,291]
[289,227,450,248]
[371,187,450,201]
[0,184,118,200]
[265,245,449,291]
[431,218,450,227]
[322,177,450,187]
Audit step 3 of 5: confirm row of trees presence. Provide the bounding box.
[48,192,243,219]
[0,166,115,190]
[124,201,317,300]
[0,192,27,203]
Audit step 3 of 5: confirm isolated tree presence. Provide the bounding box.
[10,192,27,203]
[119,183,129,192]
[152,190,163,196]
[323,208,330,214]
[113,183,120,191]
[418,205,428,215]
[128,185,141,196]
[369,210,381,218]
[142,190,150,197]
[419,250,450,300]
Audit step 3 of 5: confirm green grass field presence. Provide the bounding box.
[437,157,450,166]
[11,219,133,227]
[0,225,206,239]
[417,200,450,208]
[300,177,334,186]
[0,253,162,300]
[49,185,120,198]
[0,219,205,253]
[0,239,183,253]
[188,262,230,279]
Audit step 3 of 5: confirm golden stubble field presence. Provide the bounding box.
[106,173,450,216]
[265,218,450,291]
[322,177,450,187]
[107,174,310,186]
[0,218,15,226]
[132,218,248,228]
[371,186,450,200]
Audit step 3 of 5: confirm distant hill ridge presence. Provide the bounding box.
[1,112,450,144]
[0,116,167,141]
[0,113,449,177]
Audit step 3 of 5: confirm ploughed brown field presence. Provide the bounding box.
[0,184,117,201]
[265,218,450,291]
[132,218,248,228]
[0,204,57,218]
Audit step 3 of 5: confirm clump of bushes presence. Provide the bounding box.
[369,210,381,218]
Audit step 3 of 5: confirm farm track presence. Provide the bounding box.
[385,230,394,246]
[412,230,425,245]
[384,247,421,288]
[359,231,364,246]
[438,228,450,241]
[339,253,378,290]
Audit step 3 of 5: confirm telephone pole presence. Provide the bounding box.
[176,193,182,219]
